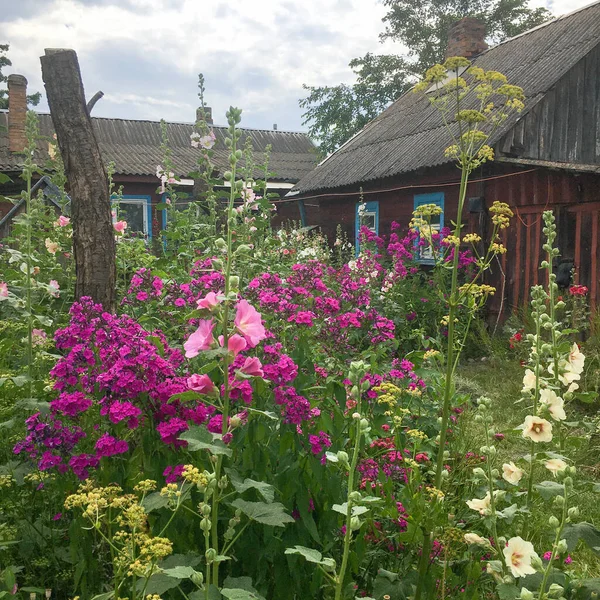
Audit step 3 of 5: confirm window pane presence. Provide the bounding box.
[118,203,145,235]
[362,212,376,231]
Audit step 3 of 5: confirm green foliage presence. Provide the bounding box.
[300,0,550,153]
[0,44,42,109]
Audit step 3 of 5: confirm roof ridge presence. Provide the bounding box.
[482,0,600,52]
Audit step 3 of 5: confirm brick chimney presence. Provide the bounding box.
[196,106,213,125]
[446,18,488,60]
[8,74,28,153]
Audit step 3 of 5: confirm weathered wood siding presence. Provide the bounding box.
[498,43,600,165]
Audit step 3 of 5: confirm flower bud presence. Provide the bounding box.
[349,491,361,502]
[350,516,361,531]
[337,451,349,464]
[554,494,565,507]
[360,418,369,430]
[548,584,564,598]
[568,506,579,519]
[531,554,544,570]
[556,539,568,554]
[201,503,211,516]
[190,571,204,587]
[472,467,486,478]
[549,515,560,529]
[223,171,233,181]
[229,276,240,291]
[200,517,211,532]
[205,548,217,562]
[215,237,227,250]
[230,415,242,428]
[352,412,361,420]
[520,588,534,600]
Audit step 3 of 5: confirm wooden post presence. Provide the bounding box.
[40,49,116,311]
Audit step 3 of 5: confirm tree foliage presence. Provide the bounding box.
[300,0,551,156]
[0,44,42,109]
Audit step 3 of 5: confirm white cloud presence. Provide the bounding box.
[1,0,595,130]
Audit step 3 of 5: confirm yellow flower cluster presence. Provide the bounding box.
[65,482,127,520]
[134,480,157,494]
[444,235,460,246]
[459,283,496,298]
[413,203,443,218]
[373,383,403,409]
[182,465,209,489]
[406,429,428,441]
[160,483,181,499]
[405,387,423,397]
[114,531,173,577]
[0,475,14,488]
[24,471,52,484]
[425,486,445,501]
[463,233,481,244]
[440,315,458,326]
[423,349,440,360]
[490,242,507,254]
[489,202,514,229]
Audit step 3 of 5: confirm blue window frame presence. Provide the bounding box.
[355,200,379,255]
[413,192,444,263]
[111,194,153,240]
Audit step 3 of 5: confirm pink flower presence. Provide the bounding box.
[234,300,266,348]
[239,357,264,377]
[56,215,70,227]
[187,373,217,394]
[184,319,215,358]
[0,282,8,301]
[197,291,222,310]
[32,329,47,345]
[48,280,60,298]
[114,220,127,233]
[219,333,247,356]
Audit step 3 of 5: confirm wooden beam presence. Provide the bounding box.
[40,48,116,311]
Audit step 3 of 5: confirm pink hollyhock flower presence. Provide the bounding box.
[184,319,215,358]
[187,373,217,394]
[56,215,70,227]
[114,220,127,233]
[218,333,247,356]
[197,291,222,310]
[0,282,8,300]
[45,238,59,254]
[32,329,47,346]
[48,280,60,298]
[239,356,264,377]
[234,300,266,348]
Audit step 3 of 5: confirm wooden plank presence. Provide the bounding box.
[513,217,522,308]
[574,212,582,284]
[524,213,532,300]
[592,212,598,310]
[534,214,541,286]
[566,201,600,212]
[582,46,599,164]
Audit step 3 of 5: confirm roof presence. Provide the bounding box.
[293,0,600,194]
[0,113,318,183]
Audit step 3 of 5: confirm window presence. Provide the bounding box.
[355,200,379,254]
[112,195,152,239]
[413,192,444,263]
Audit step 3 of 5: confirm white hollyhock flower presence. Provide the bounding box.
[466,492,492,515]
[464,533,488,546]
[568,343,585,375]
[539,389,566,421]
[548,360,581,386]
[503,537,539,578]
[502,462,524,485]
[522,416,553,443]
[522,369,537,392]
[545,458,567,477]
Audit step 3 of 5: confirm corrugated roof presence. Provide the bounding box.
[293,0,600,194]
[0,113,318,183]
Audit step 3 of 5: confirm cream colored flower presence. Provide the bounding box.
[464,533,488,546]
[522,416,553,443]
[545,458,567,477]
[568,343,585,375]
[503,537,539,578]
[539,389,566,421]
[548,360,581,387]
[45,238,59,255]
[502,462,524,485]
[522,369,536,392]
[566,381,579,393]
[466,492,492,515]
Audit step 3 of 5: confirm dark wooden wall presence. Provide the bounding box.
[497,43,600,165]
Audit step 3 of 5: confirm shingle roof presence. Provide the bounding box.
[0,113,318,183]
[293,0,600,194]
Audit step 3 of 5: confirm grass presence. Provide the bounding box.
[456,358,600,578]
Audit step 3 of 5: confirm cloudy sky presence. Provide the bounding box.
[1,0,591,132]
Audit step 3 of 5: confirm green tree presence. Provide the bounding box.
[300,0,551,156]
[0,44,42,109]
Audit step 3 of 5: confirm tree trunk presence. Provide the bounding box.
[40,48,116,311]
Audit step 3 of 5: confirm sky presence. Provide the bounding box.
[0,0,593,132]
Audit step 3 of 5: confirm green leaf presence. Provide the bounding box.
[160,554,202,569]
[562,522,600,554]
[142,492,169,512]
[146,335,165,356]
[231,499,295,527]
[180,426,232,457]
[223,577,265,600]
[136,573,180,595]
[497,583,519,600]
[221,589,264,600]
[535,481,565,501]
[227,470,275,503]
[285,546,337,570]
[332,503,369,516]
[162,566,198,579]
[90,592,115,600]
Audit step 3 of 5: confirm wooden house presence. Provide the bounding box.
[284,1,600,316]
[0,75,318,241]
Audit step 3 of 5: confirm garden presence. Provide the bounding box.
[1,58,600,600]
